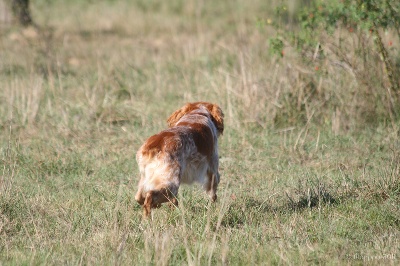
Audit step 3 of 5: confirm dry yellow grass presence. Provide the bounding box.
[1,0,399,265]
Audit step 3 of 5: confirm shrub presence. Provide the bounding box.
[269,0,400,126]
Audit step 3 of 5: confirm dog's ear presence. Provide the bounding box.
[167,103,193,127]
[207,103,224,135]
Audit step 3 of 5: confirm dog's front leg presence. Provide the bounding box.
[143,191,153,218]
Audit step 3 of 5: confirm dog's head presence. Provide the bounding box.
[167,102,224,136]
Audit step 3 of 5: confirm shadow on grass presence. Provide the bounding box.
[222,176,400,228]
[286,183,337,210]
[221,187,339,228]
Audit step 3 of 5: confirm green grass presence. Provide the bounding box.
[1,0,400,264]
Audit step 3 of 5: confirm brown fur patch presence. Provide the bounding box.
[167,102,224,135]
[140,131,177,158]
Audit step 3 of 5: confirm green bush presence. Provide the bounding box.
[270,0,400,123]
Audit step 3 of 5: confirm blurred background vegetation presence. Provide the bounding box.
[1,0,399,130]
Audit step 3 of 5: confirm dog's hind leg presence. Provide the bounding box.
[205,171,220,202]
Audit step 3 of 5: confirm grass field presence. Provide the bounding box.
[1,0,400,264]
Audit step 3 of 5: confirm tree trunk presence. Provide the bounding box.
[0,0,12,25]
[0,0,32,26]
[11,0,32,26]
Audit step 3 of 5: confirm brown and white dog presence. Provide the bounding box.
[135,102,224,217]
